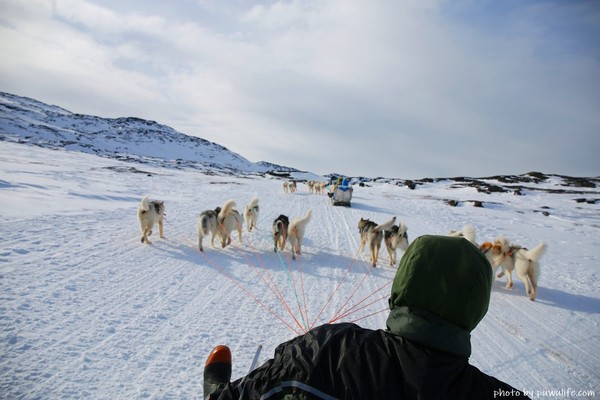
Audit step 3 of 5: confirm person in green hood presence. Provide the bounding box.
[204,235,529,399]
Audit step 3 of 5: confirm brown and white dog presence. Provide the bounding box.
[384,222,409,266]
[137,195,165,244]
[197,207,221,252]
[288,209,312,260]
[358,216,396,267]
[480,237,547,301]
[272,214,290,252]
[217,199,244,248]
[244,197,260,232]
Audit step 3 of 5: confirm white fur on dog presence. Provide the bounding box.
[244,197,260,232]
[287,209,312,260]
[448,224,477,246]
[217,199,244,248]
[137,195,165,244]
[480,236,547,301]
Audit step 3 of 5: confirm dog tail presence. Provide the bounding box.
[461,224,477,245]
[292,209,312,228]
[275,220,284,234]
[523,241,547,262]
[140,195,150,211]
[374,216,396,232]
[200,214,210,235]
[300,209,312,224]
[219,199,237,219]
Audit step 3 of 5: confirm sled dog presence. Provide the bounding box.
[448,224,477,246]
[288,209,312,260]
[272,214,290,252]
[358,216,397,267]
[480,237,547,301]
[137,195,165,244]
[283,181,296,194]
[244,197,260,232]
[384,222,409,267]
[217,200,244,248]
[197,207,221,252]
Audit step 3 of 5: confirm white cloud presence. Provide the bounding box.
[0,0,598,178]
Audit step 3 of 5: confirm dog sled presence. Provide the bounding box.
[327,177,353,207]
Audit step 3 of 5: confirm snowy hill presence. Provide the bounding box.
[0,91,308,176]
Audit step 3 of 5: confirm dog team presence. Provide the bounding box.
[282,180,328,195]
[137,194,313,261]
[138,194,546,301]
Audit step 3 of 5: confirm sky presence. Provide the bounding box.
[0,0,599,179]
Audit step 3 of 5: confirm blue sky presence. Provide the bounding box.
[1,0,598,178]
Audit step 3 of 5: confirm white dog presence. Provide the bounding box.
[480,237,547,301]
[244,197,260,232]
[288,209,312,260]
[448,224,477,246]
[384,222,409,267]
[137,195,165,244]
[197,207,220,252]
[217,200,244,248]
[358,216,397,267]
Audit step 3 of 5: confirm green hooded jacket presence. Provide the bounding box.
[386,234,493,357]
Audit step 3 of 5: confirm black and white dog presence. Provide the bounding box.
[358,216,396,267]
[384,222,409,267]
[197,207,221,252]
[272,214,290,252]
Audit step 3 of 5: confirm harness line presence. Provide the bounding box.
[276,246,309,333]
[229,218,309,334]
[329,280,393,323]
[237,225,308,334]
[171,217,303,336]
[309,246,361,330]
[330,294,390,323]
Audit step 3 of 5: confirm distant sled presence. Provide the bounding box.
[327,177,353,207]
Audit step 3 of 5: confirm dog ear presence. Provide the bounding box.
[479,242,492,253]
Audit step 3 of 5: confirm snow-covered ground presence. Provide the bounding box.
[1,141,598,399]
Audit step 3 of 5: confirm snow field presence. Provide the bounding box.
[1,141,599,399]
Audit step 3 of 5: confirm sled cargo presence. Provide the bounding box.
[329,184,353,207]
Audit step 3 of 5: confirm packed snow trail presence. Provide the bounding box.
[1,142,598,399]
